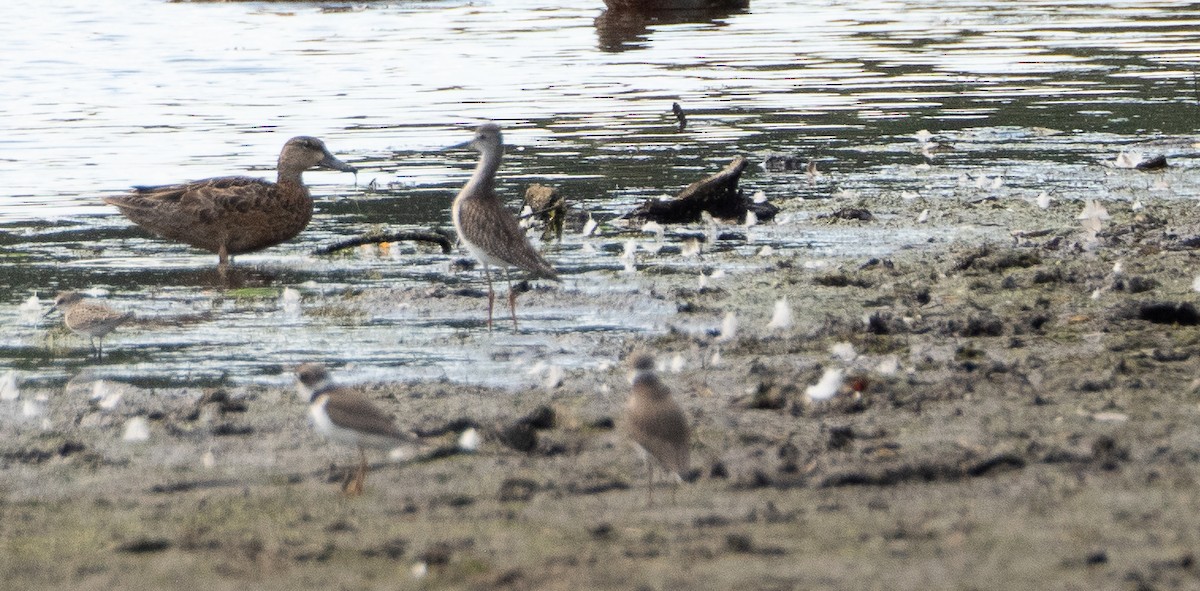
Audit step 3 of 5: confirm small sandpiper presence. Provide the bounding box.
[104,136,356,276]
[47,291,134,360]
[450,123,559,331]
[622,352,691,504]
[294,363,413,496]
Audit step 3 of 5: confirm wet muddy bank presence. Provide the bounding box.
[6,191,1200,589]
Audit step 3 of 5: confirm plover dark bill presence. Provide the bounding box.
[104,136,356,276]
[47,291,134,360]
[622,353,691,504]
[295,362,412,496]
[449,123,558,331]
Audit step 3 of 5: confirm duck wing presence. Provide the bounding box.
[107,177,272,214]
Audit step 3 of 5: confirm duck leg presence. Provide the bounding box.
[217,244,231,283]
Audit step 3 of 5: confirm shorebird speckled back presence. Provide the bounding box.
[450,123,559,331]
[295,362,413,496]
[623,352,691,505]
[48,291,135,360]
[104,136,356,274]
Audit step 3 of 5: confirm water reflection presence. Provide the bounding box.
[594,6,748,52]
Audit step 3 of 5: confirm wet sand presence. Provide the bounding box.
[4,188,1200,590]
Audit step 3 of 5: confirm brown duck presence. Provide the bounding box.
[104,136,356,270]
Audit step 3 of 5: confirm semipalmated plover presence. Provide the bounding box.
[295,362,412,496]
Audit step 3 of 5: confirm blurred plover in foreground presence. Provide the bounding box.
[622,352,691,504]
[295,363,414,496]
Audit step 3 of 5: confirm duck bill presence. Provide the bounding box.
[319,152,357,173]
[444,140,473,152]
[42,305,58,318]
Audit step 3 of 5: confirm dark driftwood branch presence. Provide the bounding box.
[314,230,454,255]
[627,156,778,224]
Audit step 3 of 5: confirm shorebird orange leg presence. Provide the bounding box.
[483,265,495,331]
[505,269,519,332]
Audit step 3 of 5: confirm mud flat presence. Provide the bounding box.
[4,191,1200,591]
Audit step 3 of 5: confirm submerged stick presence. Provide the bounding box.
[314,230,454,255]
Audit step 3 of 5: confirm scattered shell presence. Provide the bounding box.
[22,394,48,418]
[18,294,42,326]
[830,342,857,363]
[716,312,738,343]
[458,428,480,452]
[1112,152,1142,169]
[280,288,302,318]
[0,370,18,401]
[93,380,123,411]
[805,368,844,402]
[669,353,686,373]
[917,209,929,224]
[640,221,665,240]
[542,365,565,391]
[1035,192,1052,209]
[123,417,151,442]
[766,297,792,331]
[1077,199,1111,221]
[876,356,900,376]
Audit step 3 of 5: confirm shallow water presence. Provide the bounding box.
[2,0,1200,388]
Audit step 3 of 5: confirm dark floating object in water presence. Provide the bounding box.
[672,102,687,132]
[1135,155,1168,170]
[823,208,875,222]
[763,152,805,172]
[627,156,777,224]
[313,229,454,255]
[603,0,748,11]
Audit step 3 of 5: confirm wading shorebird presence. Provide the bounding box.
[104,136,356,275]
[449,123,559,331]
[47,291,134,360]
[295,363,413,497]
[622,353,691,505]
